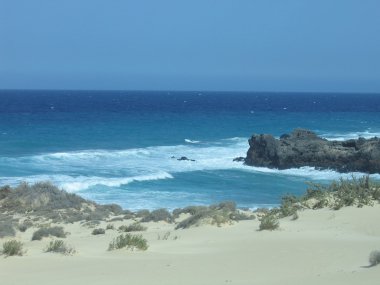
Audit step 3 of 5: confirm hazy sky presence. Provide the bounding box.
[1,0,380,92]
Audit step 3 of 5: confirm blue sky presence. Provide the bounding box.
[1,0,380,92]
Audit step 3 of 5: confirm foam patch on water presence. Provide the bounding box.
[321,130,380,141]
[0,171,173,193]
[1,136,379,193]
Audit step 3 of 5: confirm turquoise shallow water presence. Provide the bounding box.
[1,90,380,210]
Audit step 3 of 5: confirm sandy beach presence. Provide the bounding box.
[1,204,379,285]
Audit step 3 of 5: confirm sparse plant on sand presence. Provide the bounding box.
[106,224,115,230]
[45,240,76,255]
[118,222,147,232]
[108,234,148,251]
[369,250,380,266]
[140,208,173,223]
[259,214,279,231]
[157,231,171,240]
[92,228,106,235]
[31,226,67,241]
[1,240,24,256]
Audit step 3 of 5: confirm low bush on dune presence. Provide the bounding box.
[92,228,106,235]
[303,175,380,210]
[369,250,380,267]
[108,234,148,251]
[31,226,67,241]
[140,208,173,223]
[172,205,208,218]
[45,240,76,255]
[0,182,126,224]
[118,222,147,232]
[175,201,255,229]
[258,214,279,231]
[254,175,380,231]
[106,224,115,230]
[1,240,24,257]
[265,176,380,223]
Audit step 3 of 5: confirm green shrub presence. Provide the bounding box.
[45,240,75,255]
[172,205,208,218]
[175,211,210,229]
[1,240,24,256]
[108,234,148,251]
[31,226,66,241]
[135,209,150,219]
[279,195,300,217]
[92,228,106,235]
[157,231,171,240]
[369,250,380,266]
[229,211,256,221]
[141,208,173,223]
[259,214,279,231]
[118,222,147,232]
[18,223,29,232]
[106,224,115,230]
[210,201,237,212]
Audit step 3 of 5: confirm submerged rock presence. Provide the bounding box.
[245,128,380,174]
[177,156,196,162]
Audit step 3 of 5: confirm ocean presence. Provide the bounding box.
[1,90,380,210]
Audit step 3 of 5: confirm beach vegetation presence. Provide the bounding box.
[118,222,147,232]
[101,204,123,215]
[172,205,208,218]
[135,209,150,219]
[81,220,101,228]
[303,175,380,210]
[0,182,129,224]
[175,201,253,229]
[18,223,28,232]
[45,240,76,255]
[122,209,135,219]
[108,234,148,251]
[157,231,171,240]
[106,223,115,230]
[210,201,237,212]
[259,214,279,231]
[0,185,11,200]
[141,208,173,223]
[31,226,67,241]
[369,250,380,266]
[92,228,106,235]
[279,194,301,217]
[1,240,24,257]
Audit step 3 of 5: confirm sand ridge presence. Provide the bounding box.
[1,204,379,285]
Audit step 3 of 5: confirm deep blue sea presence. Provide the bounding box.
[1,90,380,210]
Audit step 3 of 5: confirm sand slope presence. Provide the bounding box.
[1,205,380,285]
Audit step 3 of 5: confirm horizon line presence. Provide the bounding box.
[1,88,380,95]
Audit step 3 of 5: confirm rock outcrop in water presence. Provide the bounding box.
[244,129,380,174]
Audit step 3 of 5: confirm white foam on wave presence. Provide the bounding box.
[0,171,173,193]
[321,130,380,141]
[1,135,379,192]
[184,139,200,144]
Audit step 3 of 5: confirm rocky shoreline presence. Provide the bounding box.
[244,129,380,174]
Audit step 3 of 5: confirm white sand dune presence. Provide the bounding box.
[1,205,380,285]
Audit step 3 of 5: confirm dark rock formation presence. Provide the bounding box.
[245,128,380,174]
[233,157,245,162]
[177,156,196,162]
